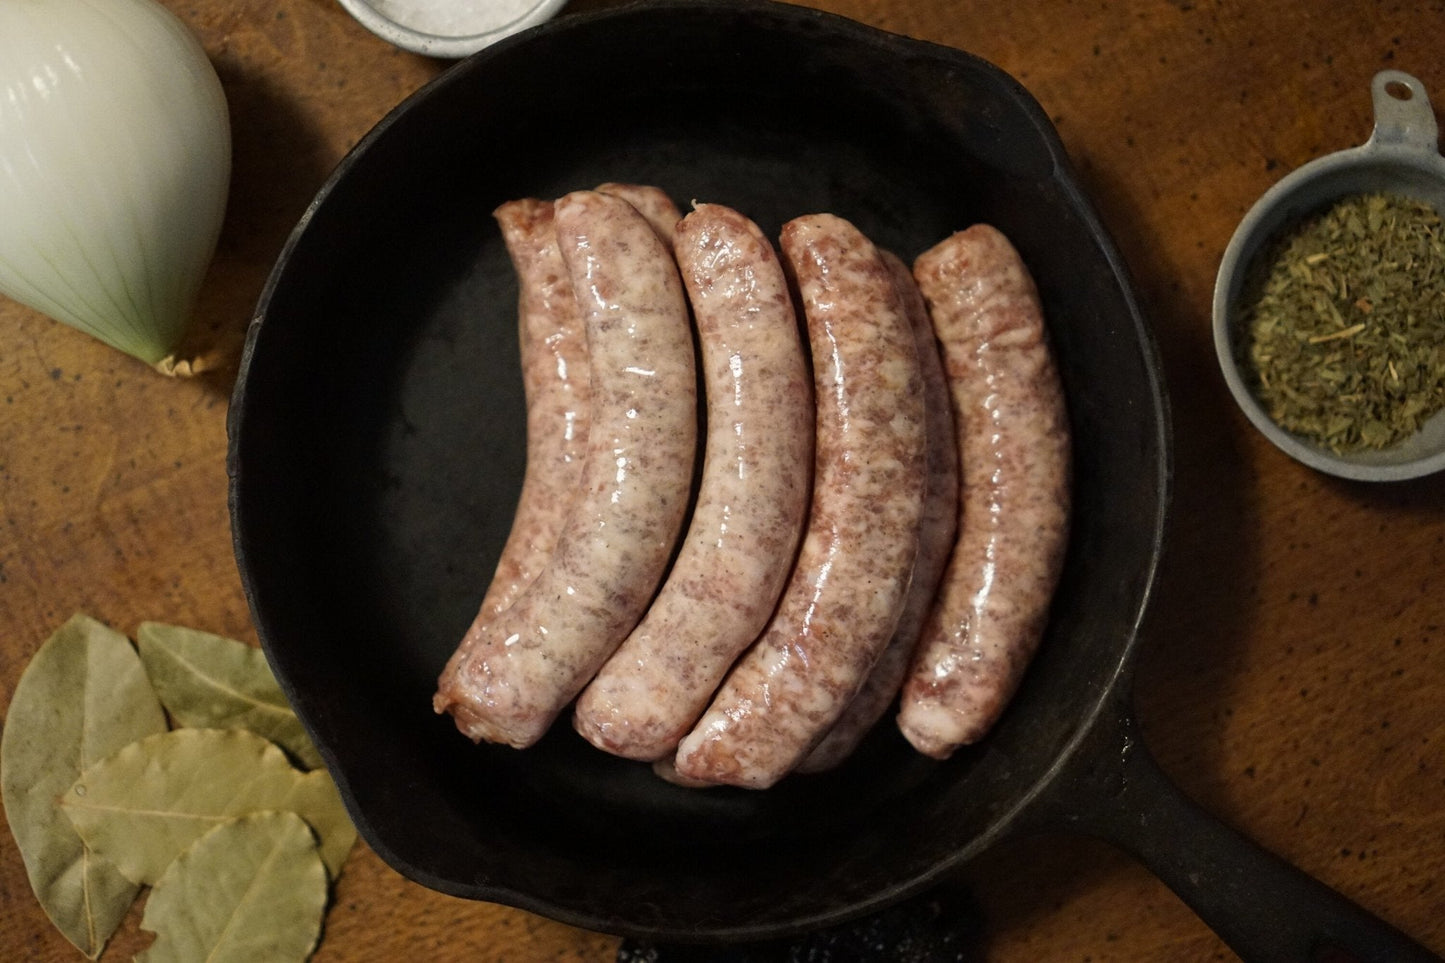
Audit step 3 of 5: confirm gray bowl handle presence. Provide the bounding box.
[1369,70,1439,152]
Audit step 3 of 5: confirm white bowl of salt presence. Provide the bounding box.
[338,0,567,58]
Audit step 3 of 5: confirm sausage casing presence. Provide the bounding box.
[574,202,812,761]
[433,190,697,749]
[898,224,1071,759]
[671,213,927,789]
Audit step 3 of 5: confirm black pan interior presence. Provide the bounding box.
[229,0,1170,942]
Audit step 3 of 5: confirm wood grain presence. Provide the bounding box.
[3,1,1442,960]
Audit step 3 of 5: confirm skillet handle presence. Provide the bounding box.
[1036,709,1442,963]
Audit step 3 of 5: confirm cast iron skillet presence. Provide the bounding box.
[227,2,1439,959]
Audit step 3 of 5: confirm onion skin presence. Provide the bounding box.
[0,0,231,369]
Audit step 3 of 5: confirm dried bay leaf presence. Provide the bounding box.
[136,811,327,963]
[135,621,324,770]
[0,613,168,958]
[284,765,359,878]
[60,727,355,884]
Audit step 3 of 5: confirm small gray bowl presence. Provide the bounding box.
[1213,69,1445,481]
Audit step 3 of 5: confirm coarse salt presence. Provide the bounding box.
[368,0,541,37]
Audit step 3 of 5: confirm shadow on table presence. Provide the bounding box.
[179,55,341,400]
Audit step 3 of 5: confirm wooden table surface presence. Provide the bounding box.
[3,1,1444,960]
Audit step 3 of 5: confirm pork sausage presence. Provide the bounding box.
[797,250,958,773]
[471,198,591,620]
[898,223,1071,759]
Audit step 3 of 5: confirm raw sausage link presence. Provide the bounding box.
[898,223,1071,759]
[574,203,813,761]
[596,182,683,242]
[796,250,958,773]
[671,213,927,789]
[472,198,590,619]
[433,190,698,749]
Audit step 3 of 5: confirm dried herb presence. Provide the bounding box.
[136,811,328,963]
[61,727,354,884]
[136,622,325,770]
[1,614,355,962]
[1236,192,1445,452]
[0,614,168,959]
